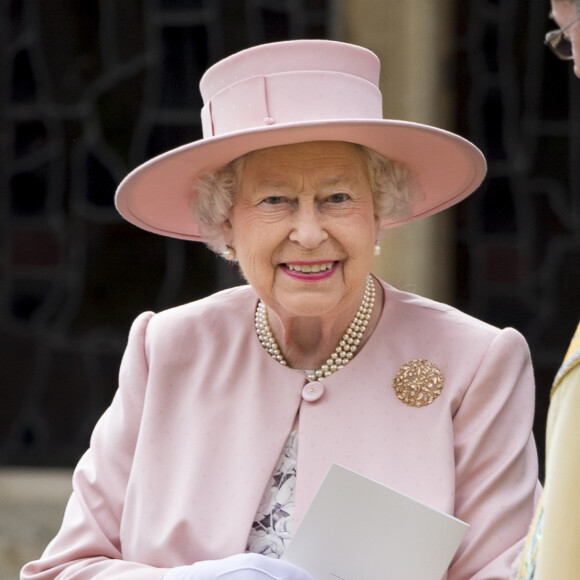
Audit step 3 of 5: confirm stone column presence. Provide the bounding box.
[337,0,457,302]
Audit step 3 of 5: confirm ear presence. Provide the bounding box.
[221,218,234,245]
[373,214,382,239]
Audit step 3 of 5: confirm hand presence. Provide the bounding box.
[163,553,316,580]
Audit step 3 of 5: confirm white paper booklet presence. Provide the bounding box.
[283,463,469,580]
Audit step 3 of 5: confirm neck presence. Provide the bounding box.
[273,317,342,369]
[266,277,383,370]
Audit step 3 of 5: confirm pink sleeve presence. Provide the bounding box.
[20,312,167,580]
[449,327,541,580]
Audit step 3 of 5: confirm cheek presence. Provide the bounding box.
[232,236,277,286]
[226,213,254,248]
[349,208,380,243]
[228,204,283,243]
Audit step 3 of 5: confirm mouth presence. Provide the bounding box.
[285,261,335,274]
[281,261,339,281]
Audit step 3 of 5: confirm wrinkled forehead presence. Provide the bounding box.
[241,141,367,183]
[244,141,365,174]
[245,140,364,164]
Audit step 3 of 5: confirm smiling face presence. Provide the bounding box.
[223,141,380,323]
[551,0,580,76]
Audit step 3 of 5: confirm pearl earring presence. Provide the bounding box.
[374,243,381,256]
[222,246,236,260]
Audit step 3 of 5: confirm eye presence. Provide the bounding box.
[258,195,294,212]
[262,196,286,205]
[327,192,350,203]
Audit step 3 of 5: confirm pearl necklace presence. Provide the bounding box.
[255,275,376,381]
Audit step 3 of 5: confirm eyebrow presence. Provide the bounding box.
[254,180,293,190]
[252,180,296,196]
[317,175,357,186]
[254,174,358,192]
[310,171,364,191]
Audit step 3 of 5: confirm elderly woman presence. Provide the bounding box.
[21,40,539,580]
[516,3,580,578]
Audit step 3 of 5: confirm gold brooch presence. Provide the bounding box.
[393,359,444,407]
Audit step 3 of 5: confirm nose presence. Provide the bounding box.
[288,204,329,249]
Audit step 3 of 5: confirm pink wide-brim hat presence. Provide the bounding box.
[115,39,486,242]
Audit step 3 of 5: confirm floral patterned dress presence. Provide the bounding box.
[247,430,298,558]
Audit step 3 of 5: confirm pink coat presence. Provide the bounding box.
[21,279,540,580]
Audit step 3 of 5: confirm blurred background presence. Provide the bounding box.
[1,0,578,575]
